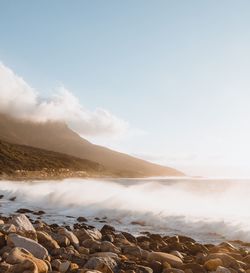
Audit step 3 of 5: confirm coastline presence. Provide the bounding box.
[0,211,249,273]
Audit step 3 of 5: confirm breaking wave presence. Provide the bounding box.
[0,178,250,243]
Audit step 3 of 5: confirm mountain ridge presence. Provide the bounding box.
[0,113,184,177]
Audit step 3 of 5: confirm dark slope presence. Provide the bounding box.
[0,114,184,177]
[0,140,107,176]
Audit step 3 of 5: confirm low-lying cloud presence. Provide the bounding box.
[0,63,128,137]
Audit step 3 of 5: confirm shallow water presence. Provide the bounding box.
[0,177,250,244]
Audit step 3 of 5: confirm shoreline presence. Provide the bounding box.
[0,211,250,273]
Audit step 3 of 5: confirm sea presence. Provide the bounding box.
[0,177,249,244]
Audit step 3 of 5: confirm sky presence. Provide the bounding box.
[1,0,250,177]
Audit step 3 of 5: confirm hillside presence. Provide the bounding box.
[0,140,112,178]
[0,113,184,177]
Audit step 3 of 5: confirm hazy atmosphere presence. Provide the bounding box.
[1,1,250,177]
[1,2,250,273]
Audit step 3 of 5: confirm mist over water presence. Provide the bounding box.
[0,178,250,243]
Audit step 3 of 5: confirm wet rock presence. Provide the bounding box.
[33,210,46,216]
[9,214,35,232]
[77,217,88,222]
[101,225,115,235]
[16,208,33,214]
[131,221,146,226]
[0,224,16,234]
[7,233,49,260]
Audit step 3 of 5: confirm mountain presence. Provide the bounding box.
[0,113,184,177]
[0,140,108,178]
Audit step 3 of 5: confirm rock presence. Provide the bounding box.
[75,228,102,242]
[6,247,48,273]
[0,232,6,248]
[78,246,90,255]
[182,263,206,273]
[101,225,115,234]
[16,208,33,214]
[51,259,71,273]
[204,258,223,271]
[51,233,70,247]
[101,241,120,253]
[121,232,137,244]
[149,260,162,273]
[147,252,183,268]
[37,231,60,252]
[0,224,16,234]
[58,227,79,248]
[206,253,239,270]
[79,271,103,273]
[0,262,11,273]
[216,266,232,273]
[163,269,185,273]
[9,214,35,232]
[77,217,88,222]
[170,251,184,260]
[243,255,250,264]
[136,265,153,273]
[82,239,101,252]
[122,245,145,258]
[7,233,49,260]
[84,256,117,273]
[91,252,119,260]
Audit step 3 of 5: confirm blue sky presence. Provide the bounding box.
[1,1,250,176]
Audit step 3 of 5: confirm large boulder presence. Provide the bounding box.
[206,253,239,270]
[204,258,223,271]
[9,214,35,232]
[51,259,71,273]
[216,266,232,273]
[7,234,49,260]
[147,252,183,268]
[84,256,117,273]
[6,247,48,273]
[37,231,60,252]
[74,228,102,243]
[58,228,79,248]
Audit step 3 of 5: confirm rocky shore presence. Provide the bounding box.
[0,213,249,273]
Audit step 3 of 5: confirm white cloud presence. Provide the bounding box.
[0,62,128,137]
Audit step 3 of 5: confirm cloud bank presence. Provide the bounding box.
[0,63,128,137]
